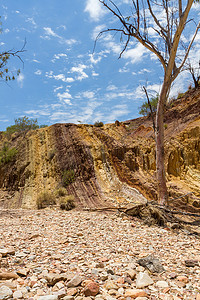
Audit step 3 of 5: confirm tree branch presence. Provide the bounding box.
[174,21,200,79]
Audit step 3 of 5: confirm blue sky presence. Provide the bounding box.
[0,0,200,130]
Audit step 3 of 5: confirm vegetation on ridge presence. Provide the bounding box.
[0,142,18,165]
[4,116,48,138]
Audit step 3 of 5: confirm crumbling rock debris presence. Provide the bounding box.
[137,254,165,273]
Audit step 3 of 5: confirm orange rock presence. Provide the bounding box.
[67,288,78,296]
[124,288,148,298]
[116,277,125,284]
[99,257,109,262]
[83,281,99,297]
[0,272,19,280]
[177,275,189,283]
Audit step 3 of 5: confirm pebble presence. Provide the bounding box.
[155,280,169,288]
[124,288,148,298]
[37,296,58,300]
[136,272,154,288]
[13,290,23,299]
[66,275,82,288]
[83,281,99,296]
[0,286,13,299]
[0,272,19,280]
[0,209,200,299]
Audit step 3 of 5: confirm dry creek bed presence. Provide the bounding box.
[0,208,200,300]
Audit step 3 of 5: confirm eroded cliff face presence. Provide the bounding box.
[0,88,199,209]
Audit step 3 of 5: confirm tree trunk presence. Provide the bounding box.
[155,79,171,205]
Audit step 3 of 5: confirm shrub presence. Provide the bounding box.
[62,169,75,187]
[59,195,75,211]
[55,187,67,197]
[4,116,45,138]
[94,121,104,127]
[138,94,159,116]
[36,191,56,209]
[0,143,18,165]
[177,92,185,99]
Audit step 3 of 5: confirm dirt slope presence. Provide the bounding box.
[0,87,199,209]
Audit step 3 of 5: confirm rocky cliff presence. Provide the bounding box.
[0,88,199,209]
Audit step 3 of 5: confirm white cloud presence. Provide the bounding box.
[106,85,117,91]
[43,27,58,38]
[52,53,68,63]
[138,68,151,74]
[89,54,102,64]
[106,104,129,123]
[57,88,72,105]
[92,71,99,77]
[34,70,42,75]
[123,43,148,64]
[53,86,63,93]
[26,17,37,28]
[17,73,25,88]
[92,25,106,40]
[24,109,50,116]
[41,28,77,45]
[46,71,74,83]
[32,59,40,63]
[85,0,105,21]
[70,64,88,81]
[119,66,130,73]
[82,91,95,99]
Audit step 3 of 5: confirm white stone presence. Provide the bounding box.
[0,286,13,299]
[37,296,58,300]
[13,290,23,299]
[136,272,154,288]
[155,281,169,288]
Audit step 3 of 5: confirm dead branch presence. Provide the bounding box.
[142,86,156,133]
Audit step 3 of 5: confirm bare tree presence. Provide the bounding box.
[0,17,26,82]
[97,0,200,205]
[187,60,200,88]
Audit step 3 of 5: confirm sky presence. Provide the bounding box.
[0,0,200,130]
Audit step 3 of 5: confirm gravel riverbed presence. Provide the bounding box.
[0,209,200,300]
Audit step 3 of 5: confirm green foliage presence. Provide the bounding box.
[14,116,39,131]
[5,116,40,137]
[177,92,185,99]
[59,195,75,211]
[94,121,104,127]
[36,191,56,209]
[0,143,18,165]
[139,94,159,116]
[39,124,48,128]
[62,169,75,187]
[55,187,67,197]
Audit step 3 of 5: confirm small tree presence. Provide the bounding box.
[14,116,39,132]
[139,94,158,117]
[98,0,200,205]
[5,116,39,137]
